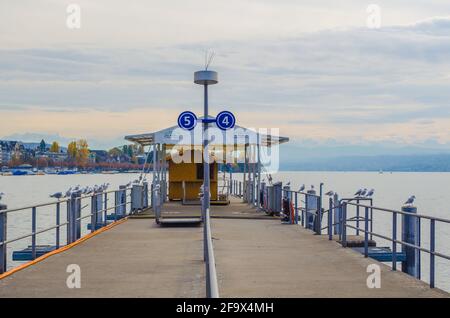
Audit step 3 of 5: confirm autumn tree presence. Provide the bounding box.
[76,139,89,166]
[50,141,60,153]
[67,141,77,160]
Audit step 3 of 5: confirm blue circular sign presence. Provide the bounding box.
[216,111,236,130]
[177,111,197,130]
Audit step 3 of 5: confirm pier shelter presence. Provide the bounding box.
[125,119,289,205]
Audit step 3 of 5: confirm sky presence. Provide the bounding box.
[0,0,449,150]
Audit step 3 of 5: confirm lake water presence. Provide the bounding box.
[1,171,449,292]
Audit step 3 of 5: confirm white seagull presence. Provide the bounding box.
[366,189,375,197]
[298,184,305,192]
[50,192,63,200]
[325,190,334,196]
[404,195,416,206]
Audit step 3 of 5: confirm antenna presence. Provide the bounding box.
[204,49,215,70]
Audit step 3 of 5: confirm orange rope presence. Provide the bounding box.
[0,217,128,280]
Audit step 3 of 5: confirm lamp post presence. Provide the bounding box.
[194,70,218,219]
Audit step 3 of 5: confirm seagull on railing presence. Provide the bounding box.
[325,190,334,196]
[298,184,305,192]
[404,195,416,206]
[50,192,63,200]
[64,187,72,197]
[366,189,375,197]
[311,185,315,190]
[354,188,367,197]
[0,192,5,201]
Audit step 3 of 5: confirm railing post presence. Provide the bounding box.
[364,206,369,257]
[56,202,60,248]
[31,207,37,260]
[143,182,149,208]
[295,192,299,225]
[430,219,435,288]
[73,191,81,240]
[392,212,397,271]
[103,192,108,226]
[0,204,7,274]
[328,197,332,240]
[90,195,97,233]
[66,200,72,244]
[356,198,360,236]
[341,202,347,247]
[401,205,420,278]
[301,193,305,227]
[114,190,118,221]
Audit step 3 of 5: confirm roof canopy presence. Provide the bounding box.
[125,117,289,148]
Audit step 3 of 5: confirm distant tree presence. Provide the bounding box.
[50,141,60,153]
[108,147,123,159]
[39,139,46,152]
[76,139,89,166]
[67,141,77,159]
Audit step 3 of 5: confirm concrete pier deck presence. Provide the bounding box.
[0,199,448,298]
[0,219,205,297]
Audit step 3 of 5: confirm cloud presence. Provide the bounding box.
[1,3,450,146]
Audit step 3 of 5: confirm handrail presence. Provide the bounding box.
[0,187,134,215]
[205,207,219,298]
[341,201,450,289]
[346,202,450,224]
[0,183,152,274]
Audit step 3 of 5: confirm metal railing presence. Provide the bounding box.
[204,207,219,298]
[256,180,450,290]
[340,201,450,289]
[0,183,152,274]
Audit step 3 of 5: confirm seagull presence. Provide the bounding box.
[125,181,132,188]
[325,190,334,196]
[298,184,305,192]
[64,187,73,197]
[286,181,291,187]
[366,189,375,197]
[404,195,416,206]
[0,192,5,201]
[50,192,63,200]
[311,185,315,190]
[359,188,367,197]
[354,188,363,196]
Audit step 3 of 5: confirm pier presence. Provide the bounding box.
[0,196,448,298]
[1,69,449,299]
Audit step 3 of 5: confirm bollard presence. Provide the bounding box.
[131,184,144,212]
[306,189,317,230]
[0,204,7,274]
[333,193,341,235]
[69,191,82,242]
[401,205,420,279]
[95,192,104,225]
[272,182,282,214]
[328,197,333,240]
[115,186,127,219]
